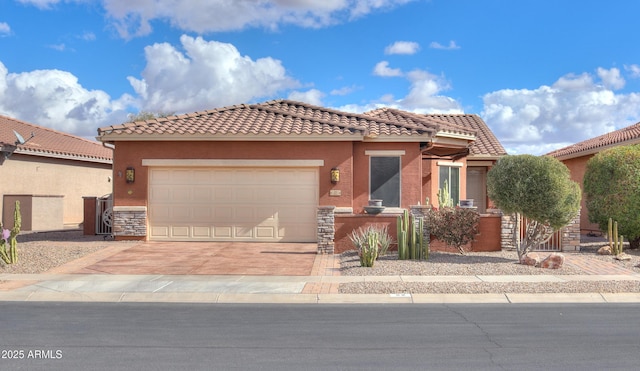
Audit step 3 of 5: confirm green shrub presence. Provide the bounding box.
[348,225,393,267]
[425,207,480,254]
[584,144,640,249]
[487,155,580,261]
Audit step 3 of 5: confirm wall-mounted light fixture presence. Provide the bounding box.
[125,167,135,183]
[330,167,340,184]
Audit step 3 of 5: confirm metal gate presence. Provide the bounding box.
[519,216,563,251]
[96,194,113,235]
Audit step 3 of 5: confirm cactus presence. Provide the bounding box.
[437,180,454,208]
[397,209,429,260]
[0,201,21,265]
[608,217,624,256]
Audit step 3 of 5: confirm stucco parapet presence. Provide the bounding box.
[318,205,336,211]
[334,207,353,214]
[113,206,147,212]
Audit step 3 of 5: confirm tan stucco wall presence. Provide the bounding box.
[0,154,112,228]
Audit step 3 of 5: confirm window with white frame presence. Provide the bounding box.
[369,156,401,207]
[438,162,461,206]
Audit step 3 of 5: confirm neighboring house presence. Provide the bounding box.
[0,115,113,231]
[97,100,506,249]
[547,121,640,235]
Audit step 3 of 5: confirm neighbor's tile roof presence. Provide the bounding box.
[425,114,507,157]
[547,121,640,159]
[0,115,112,163]
[98,100,435,139]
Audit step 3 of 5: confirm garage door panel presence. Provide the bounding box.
[150,226,170,238]
[192,206,212,219]
[213,226,232,238]
[192,226,212,238]
[149,167,317,242]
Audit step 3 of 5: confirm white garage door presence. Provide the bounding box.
[148,167,318,242]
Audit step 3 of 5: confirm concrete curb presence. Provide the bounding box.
[2,273,640,304]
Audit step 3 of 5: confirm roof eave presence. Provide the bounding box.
[97,133,366,142]
[12,148,112,164]
[550,137,640,161]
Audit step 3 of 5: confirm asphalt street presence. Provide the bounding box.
[1,303,639,370]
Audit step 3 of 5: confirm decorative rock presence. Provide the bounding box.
[521,252,542,266]
[615,253,632,261]
[597,245,612,255]
[540,253,565,269]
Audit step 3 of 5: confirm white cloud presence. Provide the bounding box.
[330,85,358,96]
[16,0,60,9]
[288,89,325,106]
[0,61,133,137]
[429,40,460,50]
[48,43,67,51]
[373,61,403,77]
[340,67,462,114]
[597,67,625,90]
[625,64,640,79]
[127,35,300,113]
[482,69,640,155]
[101,0,415,38]
[79,31,96,41]
[384,41,420,55]
[0,22,10,36]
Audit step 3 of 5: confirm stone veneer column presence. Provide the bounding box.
[409,205,431,243]
[316,206,336,254]
[561,210,581,252]
[112,206,147,237]
[500,211,519,250]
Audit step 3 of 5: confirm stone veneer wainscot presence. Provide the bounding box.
[113,206,147,237]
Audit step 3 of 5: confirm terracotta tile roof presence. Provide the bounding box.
[363,108,477,137]
[0,115,112,163]
[424,114,507,157]
[98,100,435,140]
[547,121,640,159]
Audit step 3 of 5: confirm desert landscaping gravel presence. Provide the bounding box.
[2,230,640,295]
[339,247,640,294]
[0,230,135,275]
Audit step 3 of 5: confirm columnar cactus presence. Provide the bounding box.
[397,209,428,260]
[608,218,624,256]
[0,201,21,264]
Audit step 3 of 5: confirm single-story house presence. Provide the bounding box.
[547,120,640,235]
[97,100,506,252]
[0,115,113,231]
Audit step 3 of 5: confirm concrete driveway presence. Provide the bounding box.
[71,241,319,276]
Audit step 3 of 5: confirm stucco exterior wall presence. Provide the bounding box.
[561,155,601,234]
[0,154,112,228]
[112,140,427,210]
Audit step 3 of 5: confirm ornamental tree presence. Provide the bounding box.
[487,155,581,262]
[583,144,640,249]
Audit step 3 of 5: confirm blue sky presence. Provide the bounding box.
[1,0,639,155]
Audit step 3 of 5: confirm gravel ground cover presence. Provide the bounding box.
[339,241,640,294]
[0,230,135,275]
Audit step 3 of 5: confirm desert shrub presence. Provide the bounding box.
[583,144,640,249]
[425,207,480,254]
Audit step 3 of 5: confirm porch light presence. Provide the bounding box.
[330,167,340,184]
[125,167,135,184]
